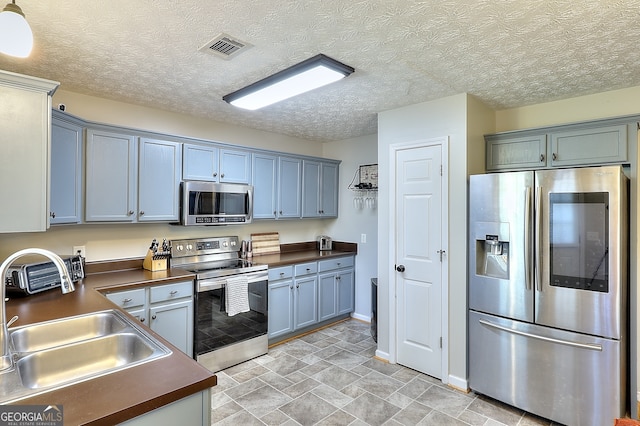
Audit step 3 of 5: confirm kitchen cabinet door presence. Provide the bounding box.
[277,156,302,218]
[302,160,339,218]
[138,137,182,222]
[183,144,218,181]
[318,272,338,321]
[219,148,251,183]
[252,153,278,219]
[336,269,355,315]
[50,114,83,224]
[485,133,547,171]
[150,299,193,357]
[549,124,628,167]
[294,275,317,329]
[85,129,137,222]
[268,279,294,339]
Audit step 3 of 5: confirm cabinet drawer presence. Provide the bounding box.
[295,262,317,276]
[269,265,293,281]
[106,288,146,309]
[149,281,193,304]
[318,256,354,272]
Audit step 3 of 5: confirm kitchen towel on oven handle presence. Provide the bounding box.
[225,275,250,316]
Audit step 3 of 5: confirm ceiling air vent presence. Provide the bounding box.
[198,33,252,60]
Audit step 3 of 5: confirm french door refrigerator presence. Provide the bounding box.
[468,165,628,426]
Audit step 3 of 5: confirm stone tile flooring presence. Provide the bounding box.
[210,319,561,425]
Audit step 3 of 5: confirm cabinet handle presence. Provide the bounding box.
[139,211,145,216]
[122,298,132,304]
[539,154,545,162]
[289,285,293,289]
[49,212,56,218]
[552,153,557,161]
[306,268,311,272]
[279,272,285,276]
[221,173,225,178]
[128,210,135,216]
[169,290,178,295]
[337,262,341,266]
[213,172,218,177]
[140,318,145,323]
[151,314,157,320]
[336,276,341,281]
[273,211,277,215]
[296,284,299,289]
[279,211,283,215]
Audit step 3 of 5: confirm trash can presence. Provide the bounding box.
[371,278,377,343]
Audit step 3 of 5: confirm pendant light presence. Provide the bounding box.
[0,0,33,58]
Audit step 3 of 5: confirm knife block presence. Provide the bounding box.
[143,249,167,272]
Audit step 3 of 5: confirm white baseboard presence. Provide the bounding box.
[375,349,390,361]
[448,374,468,392]
[351,312,371,322]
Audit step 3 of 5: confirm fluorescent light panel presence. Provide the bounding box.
[223,54,354,110]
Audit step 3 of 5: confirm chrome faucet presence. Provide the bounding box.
[0,248,75,371]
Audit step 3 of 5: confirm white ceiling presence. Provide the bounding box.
[1,1,639,142]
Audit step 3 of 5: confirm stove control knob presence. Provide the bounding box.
[176,244,184,252]
[222,241,228,247]
[186,244,193,251]
[230,240,237,247]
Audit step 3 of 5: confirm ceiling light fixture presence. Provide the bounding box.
[223,54,354,110]
[0,0,33,58]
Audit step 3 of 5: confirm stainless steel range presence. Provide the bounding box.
[170,236,268,372]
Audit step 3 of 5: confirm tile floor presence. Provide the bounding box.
[210,319,561,425]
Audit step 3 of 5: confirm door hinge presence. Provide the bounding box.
[439,337,442,348]
[440,164,443,176]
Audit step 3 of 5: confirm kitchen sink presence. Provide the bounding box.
[17,332,163,389]
[11,310,129,353]
[0,309,171,403]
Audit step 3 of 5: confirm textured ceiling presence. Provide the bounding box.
[1,1,640,142]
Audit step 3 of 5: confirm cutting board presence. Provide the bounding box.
[251,232,280,255]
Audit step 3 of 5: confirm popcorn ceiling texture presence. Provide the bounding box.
[1,0,639,141]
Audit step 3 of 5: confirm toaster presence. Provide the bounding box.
[317,235,333,251]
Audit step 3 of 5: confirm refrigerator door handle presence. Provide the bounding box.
[534,186,542,292]
[478,319,603,351]
[524,186,532,290]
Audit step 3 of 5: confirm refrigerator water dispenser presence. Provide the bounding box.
[476,234,509,280]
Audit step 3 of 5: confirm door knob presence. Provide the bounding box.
[396,265,405,272]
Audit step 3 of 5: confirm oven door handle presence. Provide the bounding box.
[198,280,226,292]
[196,272,268,292]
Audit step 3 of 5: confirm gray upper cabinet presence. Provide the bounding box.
[183,144,218,181]
[302,160,339,218]
[486,118,632,171]
[277,156,302,219]
[183,143,251,184]
[85,129,138,222]
[252,153,278,219]
[50,113,83,224]
[549,124,628,167]
[86,129,182,222]
[485,134,547,171]
[138,137,182,222]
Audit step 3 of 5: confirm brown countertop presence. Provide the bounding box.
[4,267,216,426]
[249,241,357,267]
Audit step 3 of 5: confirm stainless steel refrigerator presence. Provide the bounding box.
[468,165,628,426]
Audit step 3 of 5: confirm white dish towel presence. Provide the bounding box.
[225,275,250,316]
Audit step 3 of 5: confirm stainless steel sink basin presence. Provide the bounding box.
[11,310,128,353]
[0,309,171,403]
[17,332,163,389]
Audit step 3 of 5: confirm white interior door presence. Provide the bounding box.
[395,143,444,378]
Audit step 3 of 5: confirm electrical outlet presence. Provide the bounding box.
[73,246,86,258]
[361,233,367,243]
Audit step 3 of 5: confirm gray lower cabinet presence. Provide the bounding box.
[105,281,194,357]
[119,390,210,426]
[318,256,355,321]
[267,266,294,339]
[268,256,355,341]
[485,118,633,171]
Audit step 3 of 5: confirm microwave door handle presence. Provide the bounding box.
[524,186,532,290]
[194,191,201,215]
[535,186,542,292]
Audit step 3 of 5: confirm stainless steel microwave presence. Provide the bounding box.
[181,181,253,225]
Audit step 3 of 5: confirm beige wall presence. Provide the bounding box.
[496,85,640,132]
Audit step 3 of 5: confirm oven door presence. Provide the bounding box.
[194,270,268,371]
